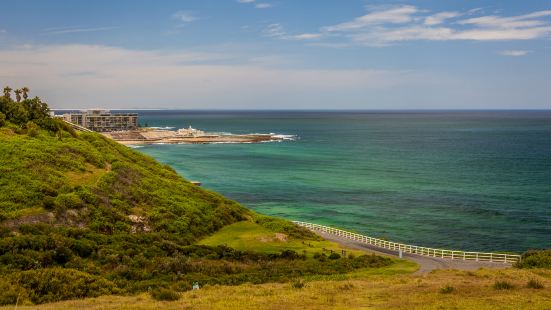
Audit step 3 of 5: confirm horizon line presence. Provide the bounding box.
[51,108,551,112]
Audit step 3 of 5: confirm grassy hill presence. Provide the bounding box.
[0,114,249,237]
[0,92,402,306]
[1,91,549,308]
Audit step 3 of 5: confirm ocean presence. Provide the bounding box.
[124,110,551,252]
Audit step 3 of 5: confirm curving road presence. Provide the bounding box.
[316,231,512,274]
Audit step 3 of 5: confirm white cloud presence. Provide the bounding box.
[317,6,551,47]
[467,8,484,16]
[237,0,255,3]
[499,50,530,56]
[292,33,322,40]
[324,5,418,32]
[306,42,350,49]
[424,11,460,26]
[264,23,286,38]
[43,26,116,35]
[0,44,419,109]
[0,29,6,34]
[255,3,272,9]
[264,24,321,41]
[173,11,197,23]
[458,11,551,29]
[264,23,323,41]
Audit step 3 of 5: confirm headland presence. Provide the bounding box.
[102,126,290,145]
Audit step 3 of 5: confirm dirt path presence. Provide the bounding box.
[317,231,512,274]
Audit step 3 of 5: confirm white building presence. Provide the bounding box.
[63,110,138,132]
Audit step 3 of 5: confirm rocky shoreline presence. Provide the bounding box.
[102,128,289,145]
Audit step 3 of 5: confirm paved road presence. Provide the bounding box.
[316,231,512,274]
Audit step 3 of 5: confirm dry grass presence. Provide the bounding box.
[6,268,550,310]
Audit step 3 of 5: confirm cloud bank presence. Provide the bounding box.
[273,5,551,47]
[0,44,422,109]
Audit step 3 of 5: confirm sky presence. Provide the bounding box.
[0,0,550,109]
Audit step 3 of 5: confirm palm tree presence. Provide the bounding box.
[14,89,22,102]
[21,87,30,100]
[3,86,12,99]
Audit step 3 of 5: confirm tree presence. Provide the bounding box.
[21,87,30,100]
[3,86,12,99]
[15,89,22,102]
[7,103,29,125]
[0,112,5,127]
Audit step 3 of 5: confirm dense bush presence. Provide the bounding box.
[527,279,544,289]
[515,250,551,269]
[150,288,181,301]
[440,285,455,294]
[493,280,515,290]
[26,121,40,137]
[0,92,54,130]
[0,227,392,304]
[6,268,117,304]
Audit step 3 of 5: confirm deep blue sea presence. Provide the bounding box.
[122,110,551,252]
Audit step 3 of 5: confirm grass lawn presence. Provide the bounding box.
[199,221,379,258]
[198,220,419,278]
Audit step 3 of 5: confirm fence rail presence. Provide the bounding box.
[293,221,521,264]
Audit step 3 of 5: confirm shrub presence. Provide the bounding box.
[53,246,73,264]
[279,249,300,260]
[54,193,82,210]
[291,280,305,289]
[526,279,544,289]
[26,121,40,137]
[0,112,5,127]
[12,268,117,304]
[328,253,341,260]
[339,283,354,290]
[440,285,455,294]
[493,280,515,290]
[0,280,29,306]
[42,196,56,210]
[515,250,551,269]
[150,288,180,301]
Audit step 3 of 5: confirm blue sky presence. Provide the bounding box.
[0,0,550,109]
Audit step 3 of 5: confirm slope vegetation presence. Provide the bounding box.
[0,93,397,306]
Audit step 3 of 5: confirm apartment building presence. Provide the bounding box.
[63,110,138,132]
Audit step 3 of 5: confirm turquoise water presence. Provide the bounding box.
[128,111,551,252]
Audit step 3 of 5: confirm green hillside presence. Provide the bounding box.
[0,90,399,306]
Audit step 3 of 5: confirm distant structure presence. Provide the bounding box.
[177,125,206,137]
[63,110,138,132]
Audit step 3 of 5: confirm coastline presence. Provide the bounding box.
[102,129,290,145]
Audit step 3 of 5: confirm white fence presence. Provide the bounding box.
[293,221,521,264]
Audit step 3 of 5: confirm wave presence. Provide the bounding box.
[271,134,298,141]
[148,126,175,130]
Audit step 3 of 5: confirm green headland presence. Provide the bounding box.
[0,89,550,309]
